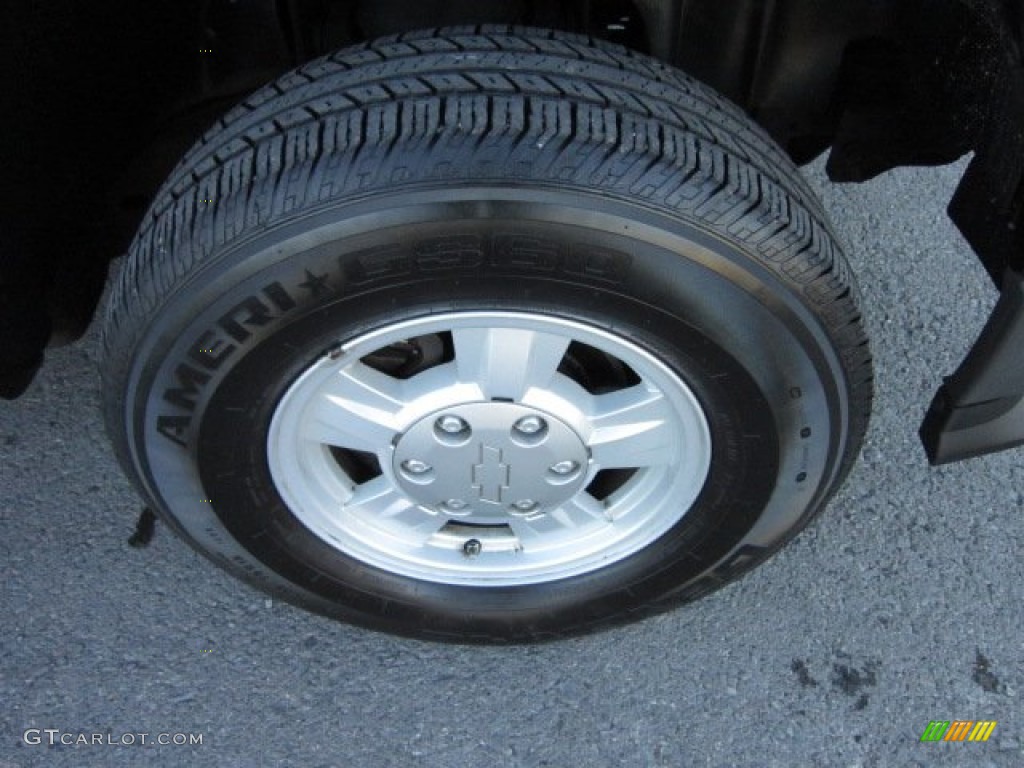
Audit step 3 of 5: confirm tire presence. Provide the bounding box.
[101,27,872,642]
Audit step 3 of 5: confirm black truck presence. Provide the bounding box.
[2,0,1022,641]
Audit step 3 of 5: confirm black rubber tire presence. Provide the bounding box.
[101,27,872,642]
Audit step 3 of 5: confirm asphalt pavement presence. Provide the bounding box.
[1,156,1021,767]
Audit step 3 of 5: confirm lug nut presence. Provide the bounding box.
[401,459,432,475]
[513,499,538,511]
[444,499,468,511]
[436,415,468,434]
[513,415,546,435]
[463,538,482,557]
[549,460,579,475]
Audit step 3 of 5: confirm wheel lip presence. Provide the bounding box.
[266,310,712,587]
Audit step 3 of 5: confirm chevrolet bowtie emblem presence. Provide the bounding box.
[471,444,510,503]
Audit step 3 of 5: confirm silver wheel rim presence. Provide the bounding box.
[267,311,712,586]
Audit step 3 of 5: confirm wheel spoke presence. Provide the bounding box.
[345,477,443,543]
[452,326,571,400]
[509,492,608,544]
[301,362,407,452]
[556,492,609,525]
[586,384,678,469]
[344,475,407,515]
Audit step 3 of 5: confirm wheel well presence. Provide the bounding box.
[4,0,1024,430]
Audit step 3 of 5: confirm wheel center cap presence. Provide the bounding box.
[392,402,590,520]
